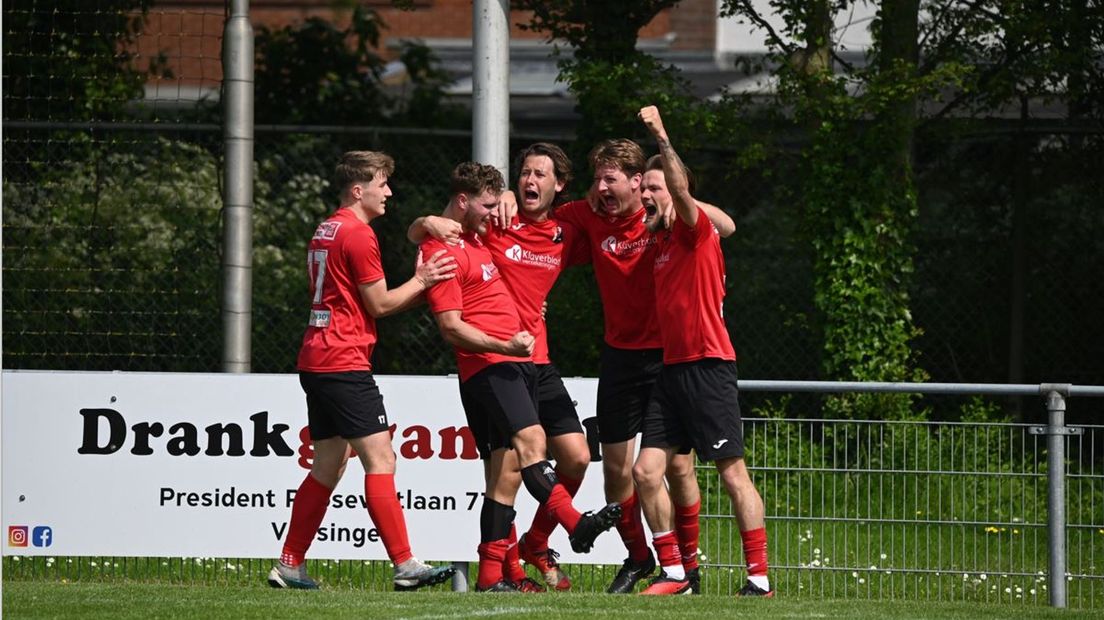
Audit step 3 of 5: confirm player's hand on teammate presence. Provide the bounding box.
[423,215,463,246]
[638,105,668,141]
[585,180,602,214]
[496,190,518,229]
[414,249,458,288]
[657,199,675,230]
[503,331,535,357]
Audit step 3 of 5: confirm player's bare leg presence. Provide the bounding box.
[717,456,772,597]
[347,433,456,590]
[477,448,523,592]
[270,437,351,589]
[603,438,655,593]
[667,452,702,593]
[519,431,589,590]
[513,424,621,554]
[634,446,690,595]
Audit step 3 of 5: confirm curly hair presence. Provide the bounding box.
[449,161,505,197]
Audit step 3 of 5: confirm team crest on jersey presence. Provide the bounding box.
[654,250,671,269]
[313,221,341,240]
[481,263,498,281]
[552,226,563,243]
[504,244,523,262]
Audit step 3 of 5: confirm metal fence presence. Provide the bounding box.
[5,382,1102,609]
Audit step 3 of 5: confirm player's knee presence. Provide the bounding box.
[632,459,663,489]
[602,456,631,484]
[557,444,590,479]
[716,457,751,489]
[667,455,695,481]
[512,425,547,466]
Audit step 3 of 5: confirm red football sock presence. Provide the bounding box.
[477,539,509,589]
[653,530,683,576]
[545,484,582,533]
[675,499,701,571]
[281,473,332,566]
[741,527,769,577]
[615,492,652,563]
[364,473,413,566]
[503,524,527,582]
[525,472,582,548]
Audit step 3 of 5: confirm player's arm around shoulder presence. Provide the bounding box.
[358,246,457,318]
[697,200,735,238]
[407,213,462,245]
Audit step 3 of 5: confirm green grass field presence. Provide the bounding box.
[2,581,1098,619]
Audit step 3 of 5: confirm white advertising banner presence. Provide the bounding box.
[1,370,640,564]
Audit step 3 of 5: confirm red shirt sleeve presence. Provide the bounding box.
[345,225,385,285]
[673,206,713,249]
[560,219,591,267]
[553,199,590,231]
[421,239,463,314]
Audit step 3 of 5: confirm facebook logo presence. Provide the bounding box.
[32,526,52,548]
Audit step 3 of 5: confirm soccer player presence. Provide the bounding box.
[269,151,459,591]
[554,140,735,593]
[634,106,772,597]
[421,161,621,593]
[409,144,591,592]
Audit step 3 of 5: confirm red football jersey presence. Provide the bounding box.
[483,215,589,364]
[297,208,385,372]
[652,208,736,364]
[422,231,530,381]
[555,200,662,349]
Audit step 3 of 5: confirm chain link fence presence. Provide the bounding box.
[3,3,1103,415]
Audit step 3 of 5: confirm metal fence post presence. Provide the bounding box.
[451,561,469,592]
[221,0,254,373]
[1044,388,1067,608]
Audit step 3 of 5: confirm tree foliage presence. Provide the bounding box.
[511,0,705,157]
[253,5,461,126]
[2,0,165,121]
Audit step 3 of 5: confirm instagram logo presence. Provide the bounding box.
[8,526,29,547]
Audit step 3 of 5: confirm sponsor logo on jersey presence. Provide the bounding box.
[312,221,341,241]
[481,263,498,281]
[308,309,331,328]
[503,244,561,269]
[600,234,655,257]
[654,251,671,269]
